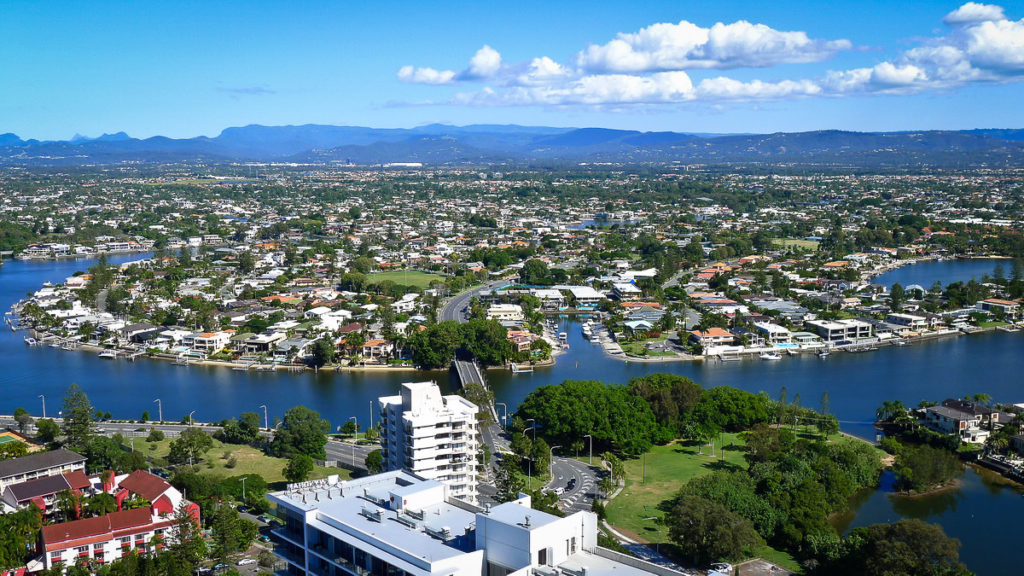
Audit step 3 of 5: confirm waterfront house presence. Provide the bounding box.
[486,304,524,323]
[183,331,231,356]
[805,319,873,342]
[360,339,395,361]
[688,328,735,346]
[753,321,792,345]
[976,298,1021,320]
[922,405,989,443]
[241,332,287,355]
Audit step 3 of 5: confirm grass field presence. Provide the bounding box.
[605,434,805,572]
[135,437,351,487]
[772,238,820,251]
[605,435,747,539]
[367,270,446,288]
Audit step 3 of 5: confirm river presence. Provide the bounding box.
[1,255,1021,573]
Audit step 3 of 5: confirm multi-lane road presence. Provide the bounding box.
[439,280,508,322]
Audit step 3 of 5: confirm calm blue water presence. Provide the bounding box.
[873,258,1005,289]
[2,256,1023,573]
[833,468,1024,576]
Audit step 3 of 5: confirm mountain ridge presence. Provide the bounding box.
[2,124,1023,167]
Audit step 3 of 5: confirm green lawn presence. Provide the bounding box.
[603,432,857,574]
[605,435,747,539]
[134,437,351,487]
[772,238,820,251]
[367,270,447,288]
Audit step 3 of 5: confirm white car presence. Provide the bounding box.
[709,563,733,575]
[237,558,257,566]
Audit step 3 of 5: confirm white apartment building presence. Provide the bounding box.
[268,471,684,576]
[379,382,479,503]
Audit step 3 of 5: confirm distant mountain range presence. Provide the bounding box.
[2,124,1023,168]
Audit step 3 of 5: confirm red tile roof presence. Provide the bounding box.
[118,470,171,502]
[42,507,152,547]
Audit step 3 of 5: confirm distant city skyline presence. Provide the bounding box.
[3,1,1023,140]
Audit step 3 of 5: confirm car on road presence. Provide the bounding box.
[213,563,229,572]
[709,562,733,574]
[237,558,257,566]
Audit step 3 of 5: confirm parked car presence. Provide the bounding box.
[213,563,229,572]
[709,563,733,574]
[237,558,257,566]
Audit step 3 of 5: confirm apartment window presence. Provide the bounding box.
[50,551,62,560]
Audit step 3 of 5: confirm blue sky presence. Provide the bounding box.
[2,0,1023,140]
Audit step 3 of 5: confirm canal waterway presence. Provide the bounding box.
[872,257,1005,289]
[1,255,1021,573]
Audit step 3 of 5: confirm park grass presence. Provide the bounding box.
[366,270,447,289]
[133,437,351,486]
[772,238,819,251]
[605,434,747,539]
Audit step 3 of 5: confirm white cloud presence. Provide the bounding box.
[455,71,695,106]
[963,18,1024,72]
[944,2,1005,25]
[397,65,456,85]
[402,3,1024,107]
[463,45,503,79]
[516,57,571,85]
[696,77,822,100]
[576,19,850,72]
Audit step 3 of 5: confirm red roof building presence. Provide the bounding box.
[39,471,198,571]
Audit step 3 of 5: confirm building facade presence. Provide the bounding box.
[268,472,683,576]
[379,382,479,503]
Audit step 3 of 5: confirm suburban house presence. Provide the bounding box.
[688,328,736,346]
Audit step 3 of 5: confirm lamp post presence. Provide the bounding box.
[154,399,162,423]
[521,428,533,491]
[549,445,561,487]
[495,403,507,430]
[584,434,593,465]
[525,418,536,441]
[39,395,45,419]
[349,416,358,466]
[188,410,196,427]
[369,400,374,431]
[240,476,247,505]
[260,405,269,430]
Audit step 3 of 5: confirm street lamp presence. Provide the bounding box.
[495,403,508,430]
[188,410,196,427]
[525,418,536,441]
[260,405,269,430]
[154,399,162,423]
[349,416,358,466]
[642,516,662,554]
[549,445,561,486]
[240,476,247,505]
[521,428,534,491]
[38,395,45,419]
[584,434,593,465]
[369,400,374,431]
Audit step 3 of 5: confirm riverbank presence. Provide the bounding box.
[27,328,422,373]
